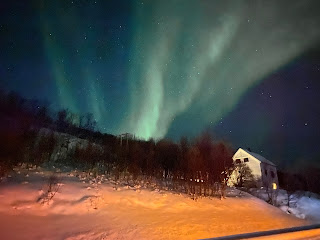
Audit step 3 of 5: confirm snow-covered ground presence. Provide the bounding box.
[248,188,320,223]
[0,166,313,240]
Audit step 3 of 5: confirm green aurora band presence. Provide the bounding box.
[41,1,320,139]
[121,1,320,139]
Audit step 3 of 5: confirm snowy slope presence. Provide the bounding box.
[248,188,320,223]
[0,166,310,240]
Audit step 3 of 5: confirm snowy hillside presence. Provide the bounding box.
[248,188,320,223]
[0,165,313,240]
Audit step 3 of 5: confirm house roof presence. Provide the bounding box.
[239,148,276,166]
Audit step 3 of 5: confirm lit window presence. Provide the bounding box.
[236,159,241,164]
[272,182,277,190]
[244,158,249,162]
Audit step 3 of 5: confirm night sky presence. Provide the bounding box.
[1,0,320,168]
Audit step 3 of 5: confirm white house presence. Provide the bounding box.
[229,148,278,189]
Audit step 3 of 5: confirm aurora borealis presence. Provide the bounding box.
[1,0,320,166]
[124,1,320,140]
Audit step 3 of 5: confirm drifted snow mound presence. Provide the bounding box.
[280,194,320,222]
[249,188,320,223]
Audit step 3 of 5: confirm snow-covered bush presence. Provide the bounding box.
[37,174,61,205]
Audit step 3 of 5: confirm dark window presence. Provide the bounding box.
[244,158,249,162]
[265,169,268,176]
[271,171,275,178]
[236,159,241,164]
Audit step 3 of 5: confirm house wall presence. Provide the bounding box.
[229,150,263,187]
[260,163,279,189]
[233,149,262,178]
[230,149,278,188]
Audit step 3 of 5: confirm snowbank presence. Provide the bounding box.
[248,188,320,223]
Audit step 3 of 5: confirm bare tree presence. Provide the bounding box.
[84,113,97,131]
[234,163,255,188]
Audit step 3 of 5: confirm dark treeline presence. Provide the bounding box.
[0,89,234,198]
[71,133,234,199]
[0,89,114,142]
[278,168,320,195]
[1,89,320,196]
[0,89,112,175]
